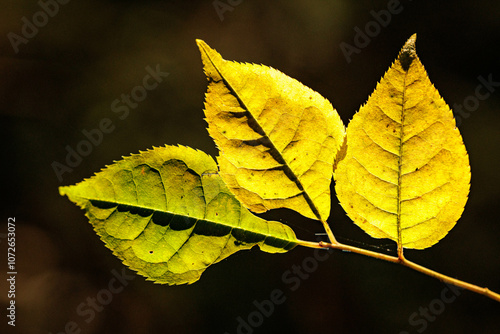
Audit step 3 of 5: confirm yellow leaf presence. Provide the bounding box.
[197,40,345,222]
[334,34,471,249]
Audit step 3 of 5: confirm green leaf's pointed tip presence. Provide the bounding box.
[399,33,417,71]
[59,185,83,208]
[59,185,83,209]
[59,186,70,197]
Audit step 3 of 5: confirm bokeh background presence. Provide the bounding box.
[1,0,499,333]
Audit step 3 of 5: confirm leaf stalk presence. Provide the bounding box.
[296,240,500,303]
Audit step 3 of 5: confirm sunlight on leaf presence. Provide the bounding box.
[334,34,471,249]
[60,145,297,285]
[197,40,345,222]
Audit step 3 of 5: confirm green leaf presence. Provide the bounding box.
[59,145,297,285]
[334,34,471,249]
[197,40,346,222]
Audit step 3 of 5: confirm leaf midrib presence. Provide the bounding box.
[84,196,296,243]
[396,69,409,248]
[202,49,324,222]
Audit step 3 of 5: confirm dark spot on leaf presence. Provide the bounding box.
[232,229,263,243]
[193,220,231,236]
[91,200,117,210]
[149,250,153,254]
[116,204,152,217]
[152,212,195,230]
[399,37,416,71]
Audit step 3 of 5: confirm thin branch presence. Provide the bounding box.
[320,220,338,244]
[399,254,500,302]
[296,240,500,303]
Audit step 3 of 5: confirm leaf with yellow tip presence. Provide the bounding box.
[334,34,471,249]
[197,39,345,222]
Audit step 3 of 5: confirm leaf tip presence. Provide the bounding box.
[196,39,209,59]
[196,39,225,81]
[59,186,68,197]
[399,33,417,71]
[195,39,207,49]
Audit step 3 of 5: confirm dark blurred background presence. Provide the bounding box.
[1,0,499,333]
